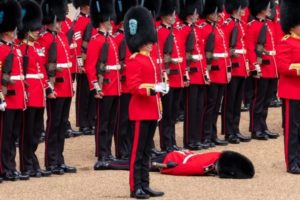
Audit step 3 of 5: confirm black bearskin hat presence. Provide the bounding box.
[19,0,42,34]
[159,0,179,17]
[41,0,67,25]
[280,0,300,34]
[225,0,248,14]
[179,0,204,20]
[249,0,274,17]
[73,0,90,9]
[115,0,137,25]
[143,0,161,18]
[34,0,43,5]
[90,0,115,28]
[217,151,255,179]
[0,0,22,33]
[202,0,224,18]
[124,6,157,53]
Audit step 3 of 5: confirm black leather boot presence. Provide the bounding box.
[142,187,164,197]
[130,188,150,199]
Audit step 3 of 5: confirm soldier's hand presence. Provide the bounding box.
[47,91,57,99]
[94,92,103,99]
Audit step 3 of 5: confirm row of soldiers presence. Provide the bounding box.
[0,0,283,183]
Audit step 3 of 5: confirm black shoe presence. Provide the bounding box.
[151,148,166,157]
[94,159,110,170]
[288,165,300,174]
[36,169,52,177]
[0,176,2,183]
[39,131,46,143]
[173,145,184,151]
[80,127,93,135]
[236,133,251,142]
[241,103,250,112]
[184,143,202,150]
[252,131,268,140]
[22,170,41,178]
[212,138,229,146]
[203,139,215,148]
[130,188,150,199]
[18,172,30,181]
[165,146,175,153]
[270,99,282,108]
[264,130,279,139]
[142,187,164,197]
[2,172,19,181]
[47,166,64,175]
[226,135,240,144]
[70,128,83,137]
[59,164,77,173]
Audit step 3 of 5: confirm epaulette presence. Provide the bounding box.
[112,32,121,38]
[198,22,207,29]
[281,35,290,41]
[224,18,232,25]
[156,25,162,31]
[247,20,255,25]
[39,31,47,37]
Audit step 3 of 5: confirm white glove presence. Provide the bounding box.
[77,57,84,67]
[254,64,262,78]
[0,101,7,112]
[154,82,169,94]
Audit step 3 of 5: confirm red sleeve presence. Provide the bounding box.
[84,37,102,90]
[277,39,298,77]
[246,22,259,70]
[126,56,154,96]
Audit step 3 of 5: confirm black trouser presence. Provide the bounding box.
[249,78,277,132]
[115,93,132,159]
[282,99,300,170]
[183,85,206,146]
[203,83,225,140]
[95,96,119,159]
[76,73,96,128]
[222,77,245,136]
[1,109,23,174]
[19,107,44,172]
[243,77,254,106]
[45,98,71,167]
[159,88,183,150]
[130,120,157,192]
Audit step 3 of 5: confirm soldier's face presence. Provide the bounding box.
[139,43,153,52]
[55,22,62,32]
[207,13,220,22]
[291,25,300,36]
[29,30,40,41]
[161,15,173,25]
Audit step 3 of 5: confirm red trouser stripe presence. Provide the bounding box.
[184,89,189,144]
[251,79,258,131]
[284,100,290,170]
[45,101,52,166]
[0,113,3,174]
[129,121,141,192]
[95,100,101,157]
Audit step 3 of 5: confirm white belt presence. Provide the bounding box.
[10,75,25,81]
[191,54,203,61]
[234,49,247,54]
[106,64,121,70]
[26,73,44,79]
[264,50,276,56]
[157,59,163,64]
[57,63,72,68]
[171,57,183,63]
[70,43,77,49]
[213,53,229,58]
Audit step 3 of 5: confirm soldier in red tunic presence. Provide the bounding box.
[112,0,137,161]
[221,0,252,144]
[179,0,209,150]
[157,0,187,152]
[38,0,77,175]
[0,0,29,181]
[85,0,121,169]
[277,0,300,174]
[199,0,230,147]
[18,0,52,178]
[72,0,98,136]
[124,6,166,199]
[247,0,279,140]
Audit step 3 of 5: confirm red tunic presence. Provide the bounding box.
[113,29,132,94]
[277,35,300,100]
[37,31,74,98]
[222,17,248,77]
[161,151,221,176]
[19,42,49,107]
[0,42,26,109]
[126,53,162,121]
[85,32,121,96]
[181,23,207,85]
[156,24,186,88]
[246,19,278,78]
[199,21,231,84]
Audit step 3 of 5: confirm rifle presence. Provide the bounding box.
[81,22,93,61]
[66,8,81,45]
[255,23,267,65]
[46,16,58,87]
[205,7,218,71]
[152,161,178,169]
[163,11,176,75]
[22,34,31,89]
[185,9,197,71]
[118,33,126,81]
[229,6,241,57]
[1,28,17,96]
